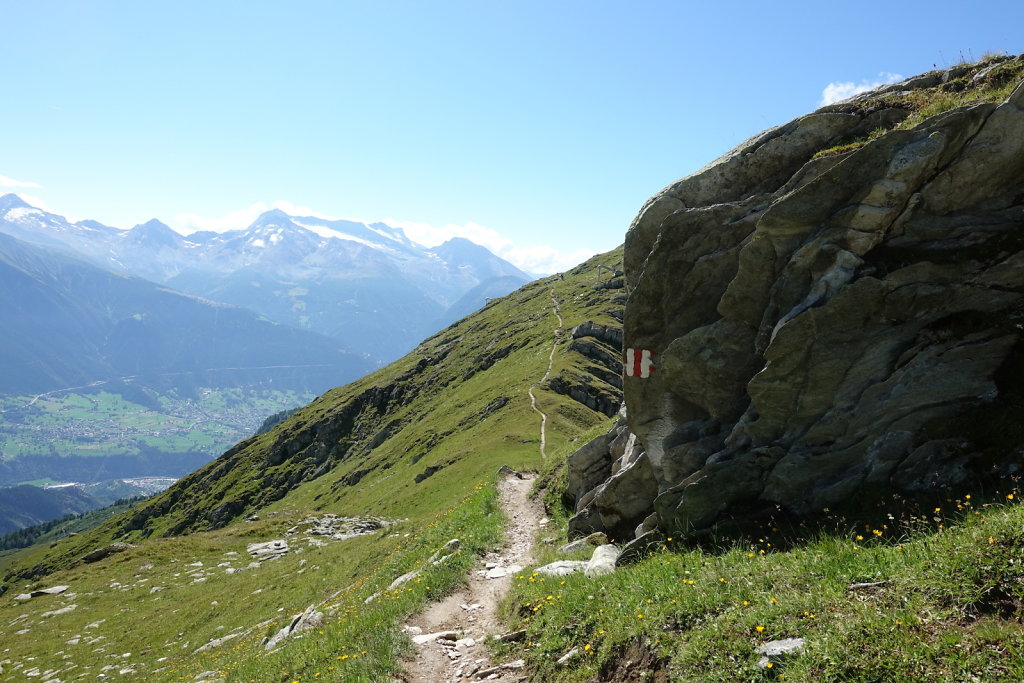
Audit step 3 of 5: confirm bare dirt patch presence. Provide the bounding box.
[591,641,670,682]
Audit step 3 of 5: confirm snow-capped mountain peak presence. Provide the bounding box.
[0,193,33,211]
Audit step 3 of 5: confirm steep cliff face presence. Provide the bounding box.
[569,57,1024,543]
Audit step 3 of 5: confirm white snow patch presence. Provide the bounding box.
[5,207,43,221]
[366,224,405,244]
[250,238,266,248]
[293,221,392,252]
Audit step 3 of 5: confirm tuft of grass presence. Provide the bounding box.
[895,57,1023,130]
[811,127,890,160]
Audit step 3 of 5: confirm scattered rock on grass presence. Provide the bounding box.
[491,630,527,643]
[558,532,608,555]
[756,637,806,667]
[497,465,524,479]
[429,538,461,565]
[41,604,77,618]
[584,544,620,577]
[14,585,69,601]
[536,543,621,577]
[82,543,136,563]
[264,605,324,650]
[194,631,243,654]
[387,569,421,591]
[535,560,589,576]
[246,540,289,561]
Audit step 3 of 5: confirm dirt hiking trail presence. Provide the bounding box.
[527,288,563,460]
[400,471,545,682]
[400,288,561,681]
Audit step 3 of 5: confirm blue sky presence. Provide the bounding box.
[2,1,1021,273]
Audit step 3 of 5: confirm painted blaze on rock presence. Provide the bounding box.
[576,59,1024,542]
[624,348,655,378]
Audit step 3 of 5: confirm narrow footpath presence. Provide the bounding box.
[399,472,544,682]
[527,289,563,460]
[400,289,563,681]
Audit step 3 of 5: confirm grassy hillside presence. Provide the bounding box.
[0,249,624,681]
[0,485,100,535]
[0,496,143,568]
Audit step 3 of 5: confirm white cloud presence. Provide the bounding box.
[383,217,593,275]
[173,202,271,233]
[820,72,903,106]
[0,174,41,188]
[269,200,344,221]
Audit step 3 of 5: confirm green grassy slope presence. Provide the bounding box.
[0,496,142,565]
[503,489,1024,682]
[0,248,624,681]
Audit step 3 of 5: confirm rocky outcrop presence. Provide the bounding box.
[579,58,1024,542]
[264,604,324,650]
[14,585,69,600]
[81,543,135,564]
[547,371,622,417]
[545,318,624,417]
[246,540,289,561]
[565,410,656,540]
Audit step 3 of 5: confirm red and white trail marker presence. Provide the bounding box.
[624,348,655,378]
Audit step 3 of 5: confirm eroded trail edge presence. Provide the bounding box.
[401,472,543,682]
[527,288,563,460]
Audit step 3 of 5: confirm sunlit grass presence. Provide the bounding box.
[502,487,1024,681]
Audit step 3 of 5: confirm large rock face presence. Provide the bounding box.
[573,58,1024,541]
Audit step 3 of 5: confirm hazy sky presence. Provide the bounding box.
[3,1,1021,273]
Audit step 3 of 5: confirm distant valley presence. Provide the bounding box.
[0,194,531,523]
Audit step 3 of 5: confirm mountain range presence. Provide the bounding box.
[0,230,371,397]
[0,195,531,362]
